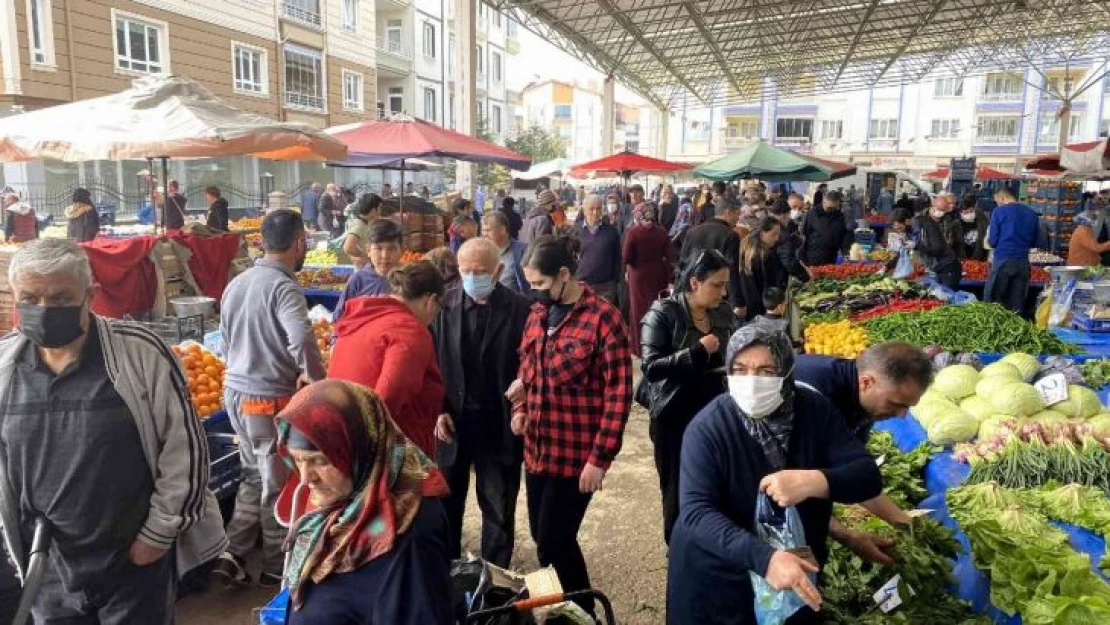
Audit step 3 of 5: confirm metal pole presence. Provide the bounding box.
[146,157,155,233]
[160,157,169,233]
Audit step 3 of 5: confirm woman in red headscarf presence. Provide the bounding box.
[275,380,452,625]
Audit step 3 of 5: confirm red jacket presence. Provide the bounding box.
[329,296,444,457]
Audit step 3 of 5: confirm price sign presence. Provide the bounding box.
[906,509,934,519]
[873,575,915,613]
[1034,373,1069,406]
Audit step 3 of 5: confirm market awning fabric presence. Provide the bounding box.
[568,150,692,178]
[1025,139,1110,175]
[326,155,444,170]
[693,142,856,182]
[81,236,159,319]
[513,158,574,180]
[923,167,1016,181]
[326,114,532,170]
[0,75,347,163]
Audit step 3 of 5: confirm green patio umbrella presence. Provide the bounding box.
[693,141,856,182]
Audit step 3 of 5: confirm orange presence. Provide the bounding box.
[196,374,211,386]
[202,354,217,366]
[203,365,219,378]
[188,344,202,356]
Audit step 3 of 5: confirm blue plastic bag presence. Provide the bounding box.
[892,248,914,279]
[749,493,814,625]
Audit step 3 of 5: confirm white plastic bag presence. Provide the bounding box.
[749,493,814,625]
[892,248,914,280]
[307,304,333,324]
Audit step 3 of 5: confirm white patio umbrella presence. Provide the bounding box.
[0,74,347,163]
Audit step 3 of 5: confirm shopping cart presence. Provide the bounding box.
[7,517,50,625]
[463,589,616,625]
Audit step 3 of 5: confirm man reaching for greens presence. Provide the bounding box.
[794,341,934,564]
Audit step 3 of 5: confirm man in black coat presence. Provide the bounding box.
[432,237,530,568]
[916,192,964,290]
[204,186,229,232]
[680,200,744,317]
[800,189,853,266]
[772,196,811,283]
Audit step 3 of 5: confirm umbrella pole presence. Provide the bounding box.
[160,157,169,235]
[146,157,156,235]
[399,159,405,250]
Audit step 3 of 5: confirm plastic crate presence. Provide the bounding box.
[1073,311,1110,333]
[259,590,288,625]
[205,417,242,500]
[1036,186,1082,200]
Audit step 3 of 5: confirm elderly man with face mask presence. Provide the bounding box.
[666,325,882,625]
[917,192,964,290]
[576,195,623,305]
[431,238,531,568]
[0,239,226,624]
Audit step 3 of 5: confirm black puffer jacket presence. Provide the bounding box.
[775,219,810,282]
[800,208,853,266]
[916,212,964,271]
[640,294,734,423]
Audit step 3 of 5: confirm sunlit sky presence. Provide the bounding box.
[507,26,648,106]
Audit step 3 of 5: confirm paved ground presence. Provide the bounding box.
[176,401,668,625]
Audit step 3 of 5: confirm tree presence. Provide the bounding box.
[474,117,511,192]
[507,125,567,164]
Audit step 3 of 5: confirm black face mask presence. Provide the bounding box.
[18,303,85,348]
[530,278,567,307]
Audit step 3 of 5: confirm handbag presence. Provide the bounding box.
[633,376,652,410]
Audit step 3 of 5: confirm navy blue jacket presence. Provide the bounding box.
[287,498,453,625]
[666,388,882,625]
[334,266,391,321]
[987,202,1040,263]
[793,355,870,442]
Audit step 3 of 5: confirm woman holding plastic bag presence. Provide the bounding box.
[666,325,883,624]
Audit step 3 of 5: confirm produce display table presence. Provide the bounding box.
[876,416,1109,624]
[299,265,351,311]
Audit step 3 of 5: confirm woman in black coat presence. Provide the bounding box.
[737,217,788,321]
[639,249,734,543]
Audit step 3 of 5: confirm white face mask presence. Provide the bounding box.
[728,375,785,419]
[607,202,619,214]
[790,209,802,220]
[961,211,976,223]
[930,208,946,220]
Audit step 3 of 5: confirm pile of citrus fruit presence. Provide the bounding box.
[803,320,869,359]
[400,250,424,264]
[230,217,263,232]
[314,319,333,368]
[171,342,226,419]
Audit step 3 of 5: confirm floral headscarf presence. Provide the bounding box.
[276,380,449,610]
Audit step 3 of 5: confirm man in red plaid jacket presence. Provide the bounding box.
[509,235,633,615]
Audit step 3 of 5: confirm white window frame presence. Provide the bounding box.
[423,87,436,122]
[976,115,1020,144]
[491,104,502,133]
[340,0,358,33]
[491,50,502,84]
[982,72,1024,101]
[422,22,436,59]
[388,86,403,114]
[476,45,485,78]
[929,118,959,139]
[111,10,170,76]
[1038,114,1085,141]
[26,0,56,68]
[342,69,364,112]
[868,118,899,139]
[386,20,403,55]
[449,93,456,129]
[819,119,843,139]
[231,42,268,97]
[933,77,963,97]
[447,34,455,74]
[775,118,813,141]
[282,43,326,112]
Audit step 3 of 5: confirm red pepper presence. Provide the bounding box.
[850,298,943,322]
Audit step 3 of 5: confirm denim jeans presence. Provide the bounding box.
[985,259,1030,315]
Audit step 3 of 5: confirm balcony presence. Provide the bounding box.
[722,135,759,150]
[377,0,410,8]
[281,0,322,29]
[283,91,325,113]
[376,38,413,76]
[974,134,1019,146]
[980,91,1023,103]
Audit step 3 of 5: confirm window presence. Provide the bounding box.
[476,45,484,77]
[976,115,1020,143]
[819,119,843,139]
[423,87,436,122]
[376,101,385,119]
[340,0,357,33]
[282,44,324,111]
[934,77,964,97]
[422,23,436,58]
[553,104,572,120]
[494,11,502,28]
[982,72,1023,101]
[775,118,813,141]
[930,118,960,138]
[27,0,52,66]
[1038,115,1084,141]
[386,20,402,55]
[868,119,899,139]
[388,87,403,114]
[282,0,321,28]
[491,104,502,133]
[342,70,363,111]
[232,43,267,95]
[447,34,455,74]
[491,51,502,84]
[727,119,759,139]
[477,101,486,126]
[113,12,168,74]
[449,94,456,129]
[1101,118,1110,138]
[507,18,519,38]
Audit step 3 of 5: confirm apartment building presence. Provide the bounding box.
[374,0,518,144]
[668,61,1110,176]
[0,0,379,202]
[521,78,663,162]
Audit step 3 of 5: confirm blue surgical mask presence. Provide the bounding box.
[462,273,496,300]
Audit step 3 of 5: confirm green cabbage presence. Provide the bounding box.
[913,396,961,428]
[1030,409,1068,425]
[984,382,1046,417]
[926,411,979,445]
[1051,385,1103,418]
[1089,414,1110,437]
[1000,353,1040,382]
[959,395,995,422]
[932,364,981,400]
[976,375,1016,401]
[979,361,1023,381]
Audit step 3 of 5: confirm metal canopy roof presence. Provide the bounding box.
[493,0,1110,110]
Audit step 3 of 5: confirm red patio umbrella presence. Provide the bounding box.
[922,167,1016,180]
[569,150,692,178]
[325,114,531,170]
[1025,139,1110,174]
